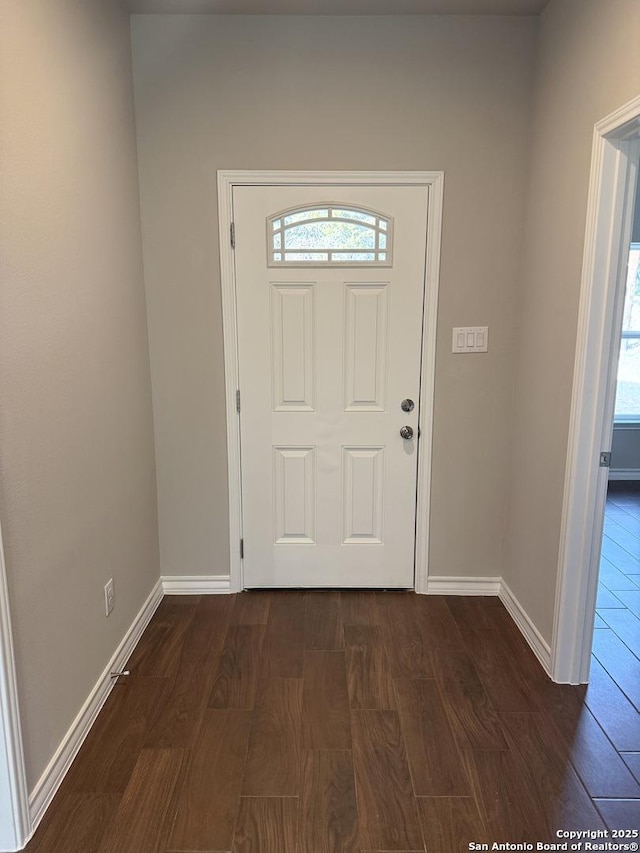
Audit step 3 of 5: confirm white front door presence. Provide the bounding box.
[234,184,428,588]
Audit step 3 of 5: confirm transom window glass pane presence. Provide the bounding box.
[284,209,329,225]
[331,209,376,226]
[268,204,393,266]
[286,222,376,251]
[285,252,328,262]
[331,252,376,262]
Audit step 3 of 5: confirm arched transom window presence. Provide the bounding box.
[268,204,393,266]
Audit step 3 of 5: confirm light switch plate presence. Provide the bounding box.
[452,326,488,353]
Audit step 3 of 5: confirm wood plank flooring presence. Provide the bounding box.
[596,486,640,716]
[587,481,640,831]
[25,583,640,852]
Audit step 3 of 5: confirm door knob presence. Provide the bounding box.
[400,425,414,440]
[401,398,415,413]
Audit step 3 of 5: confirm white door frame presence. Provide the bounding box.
[553,95,640,684]
[0,521,30,851]
[217,170,444,593]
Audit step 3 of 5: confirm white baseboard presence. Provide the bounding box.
[425,575,501,595]
[27,579,163,835]
[161,575,231,594]
[609,468,640,481]
[499,579,552,675]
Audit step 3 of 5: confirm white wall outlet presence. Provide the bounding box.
[452,326,489,353]
[104,578,115,617]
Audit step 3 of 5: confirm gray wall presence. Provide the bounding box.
[611,426,640,476]
[0,0,160,788]
[504,0,640,643]
[131,13,537,583]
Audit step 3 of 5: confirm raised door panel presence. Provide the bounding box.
[342,447,385,545]
[273,447,316,545]
[271,284,315,412]
[344,284,389,412]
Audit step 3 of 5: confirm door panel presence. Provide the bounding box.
[273,446,316,544]
[271,284,315,411]
[234,185,428,588]
[342,446,385,544]
[344,284,388,411]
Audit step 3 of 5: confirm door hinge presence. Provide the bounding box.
[600,451,611,468]
[236,389,241,413]
[230,222,236,249]
[240,538,244,559]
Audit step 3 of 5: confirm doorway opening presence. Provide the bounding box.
[593,192,640,707]
[554,95,640,684]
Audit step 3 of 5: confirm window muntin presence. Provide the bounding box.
[268,204,392,266]
[614,243,640,421]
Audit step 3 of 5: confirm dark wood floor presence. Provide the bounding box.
[25,582,640,852]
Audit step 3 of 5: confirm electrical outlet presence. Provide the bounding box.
[104,578,115,617]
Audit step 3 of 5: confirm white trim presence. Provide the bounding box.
[27,579,163,837]
[553,94,640,684]
[218,174,243,592]
[161,575,231,594]
[499,580,552,675]
[608,469,640,481]
[597,95,640,137]
[414,173,444,593]
[424,576,501,596]
[0,524,29,852]
[217,170,444,594]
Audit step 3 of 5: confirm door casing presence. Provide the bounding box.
[217,170,444,593]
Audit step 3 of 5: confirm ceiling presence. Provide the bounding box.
[125,0,548,15]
